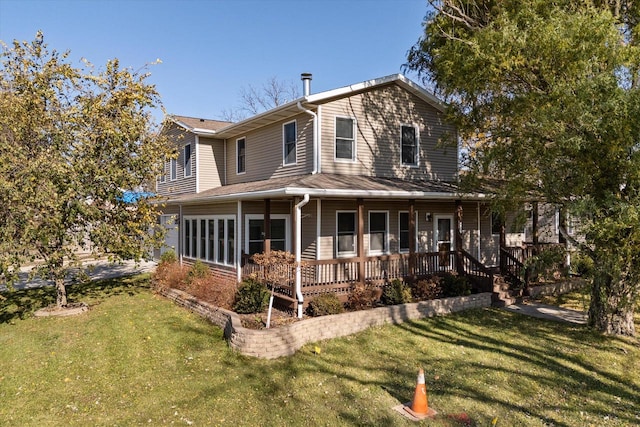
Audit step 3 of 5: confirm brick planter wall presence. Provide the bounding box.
[158,287,492,359]
[527,278,586,299]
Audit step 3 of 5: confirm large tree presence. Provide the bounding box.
[405,0,640,335]
[0,33,172,308]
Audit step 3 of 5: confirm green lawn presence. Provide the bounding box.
[1,276,638,426]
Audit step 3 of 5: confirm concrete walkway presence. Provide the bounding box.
[0,259,157,292]
[503,302,587,324]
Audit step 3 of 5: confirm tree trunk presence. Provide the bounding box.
[588,271,636,336]
[56,276,68,308]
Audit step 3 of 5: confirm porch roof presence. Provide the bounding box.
[160,173,490,205]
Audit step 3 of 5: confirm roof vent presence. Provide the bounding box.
[301,73,312,97]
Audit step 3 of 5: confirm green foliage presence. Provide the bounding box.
[411,277,443,301]
[306,293,345,317]
[0,32,171,307]
[381,278,413,305]
[187,260,210,283]
[406,1,640,335]
[572,252,595,278]
[441,273,471,298]
[525,247,567,282]
[159,250,177,265]
[233,278,269,314]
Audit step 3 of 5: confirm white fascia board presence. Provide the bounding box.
[191,128,217,136]
[306,74,446,112]
[214,98,308,136]
[169,117,218,136]
[283,187,487,200]
[161,187,488,206]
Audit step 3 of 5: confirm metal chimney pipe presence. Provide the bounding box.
[301,73,312,97]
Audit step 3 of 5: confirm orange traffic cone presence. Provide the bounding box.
[411,368,429,415]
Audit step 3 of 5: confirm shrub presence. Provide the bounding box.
[571,252,594,278]
[186,260,210,284]
[411,277,442,301]
[187,275,236,310]
[152,258,188,291]
[525,246,567,281]
[347,282,379,311]
[441,273,471,297]
[381,279,412,305]
[306,293,344,317]
[159,249,177,265]
[233,278,270,314]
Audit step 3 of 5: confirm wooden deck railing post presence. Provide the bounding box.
[357,198,365,286]
[409,199,416,283]
[455,200,464,275]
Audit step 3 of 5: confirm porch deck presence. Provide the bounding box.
[242,250,494,304]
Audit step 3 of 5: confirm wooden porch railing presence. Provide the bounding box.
[241,250,491,300]
[500,243,566,289]
[500,247,525,288]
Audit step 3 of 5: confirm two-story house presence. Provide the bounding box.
[154,74,563,316]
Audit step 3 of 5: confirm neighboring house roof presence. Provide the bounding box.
[165,74,445,139]
[159,173,488,205]
[169,115,234,135]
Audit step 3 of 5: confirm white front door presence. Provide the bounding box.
[434,215,454,268]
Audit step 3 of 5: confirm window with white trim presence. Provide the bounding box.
[336,211,357,256]
[170,158,177,181]
[401,124,419,166]
[245,214,290,255]
[236,138,246,174]
[369,211,388,254]
[335,116,355,161]
[184,143,192,177]
[399,211,418,253]
[182,216,236,265]
[159,162,166,183]
[283,121,297,165]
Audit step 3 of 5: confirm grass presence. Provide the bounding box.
[1,276,639,426]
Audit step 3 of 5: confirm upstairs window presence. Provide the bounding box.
[335,117,355,161]
[236,138,246,174]
[283,121,297,165]
[170,158,177,181]
[401,125,419,166]
[183,143,192,177]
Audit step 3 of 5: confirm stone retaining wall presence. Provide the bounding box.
[159,288,492,359]
[527,278,586,298]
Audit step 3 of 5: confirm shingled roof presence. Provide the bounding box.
[160,173,488,205]
[169,115,233,133]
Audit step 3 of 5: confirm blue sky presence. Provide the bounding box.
[1,0,429,122]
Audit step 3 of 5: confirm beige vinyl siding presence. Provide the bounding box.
[319,84,457,181]
[156,124,196,196]
[301,200,317,261]
[318,199,464,260]
[461,202,480,258]
[197,137,225,192]
[182,202,237,217]
[225,113,314,185]
[537,203,560,243]
[479,203,499,266]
